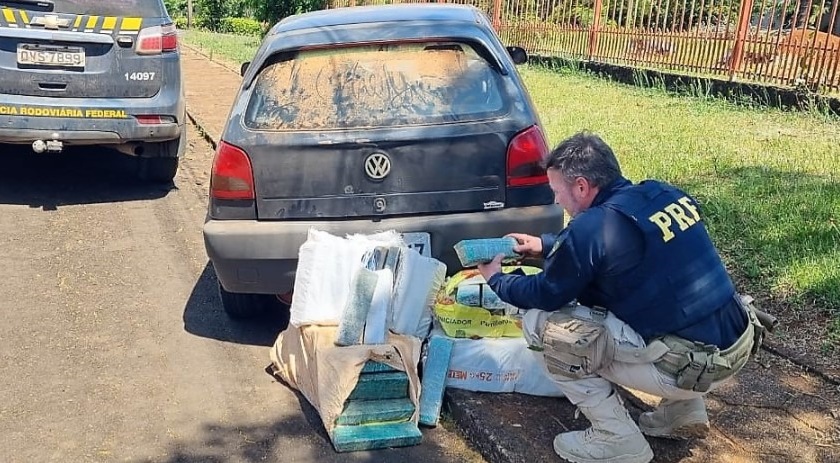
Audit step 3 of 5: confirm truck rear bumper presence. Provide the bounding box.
[0,123,181,145]
[0,84,185,146]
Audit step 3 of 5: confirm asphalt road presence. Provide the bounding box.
[0,128,485,463]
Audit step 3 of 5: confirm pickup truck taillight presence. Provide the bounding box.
[507,125,549,187]
[135,24,178,55]
[211,141,255,200]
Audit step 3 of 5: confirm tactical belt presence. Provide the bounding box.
[651,296,763,392]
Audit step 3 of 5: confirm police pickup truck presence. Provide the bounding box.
[0,0,185,183]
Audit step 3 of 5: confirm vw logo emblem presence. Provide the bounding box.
[364,152,391,180]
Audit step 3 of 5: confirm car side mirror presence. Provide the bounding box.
[506,46,528,65]
[240,62,250,77]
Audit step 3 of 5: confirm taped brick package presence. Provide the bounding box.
[453,237,521,267]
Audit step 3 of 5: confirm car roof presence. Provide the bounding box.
[272,4,482,34]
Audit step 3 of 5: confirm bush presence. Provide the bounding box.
[218,17,264,36]
[173,16,188,29]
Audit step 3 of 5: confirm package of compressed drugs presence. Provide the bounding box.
[453,237,522,267]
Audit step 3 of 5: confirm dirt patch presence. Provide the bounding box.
[753,295,840,384]
[779,29,840,56]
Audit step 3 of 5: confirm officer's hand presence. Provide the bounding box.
[507,233,543,258]
[478,254,504,282]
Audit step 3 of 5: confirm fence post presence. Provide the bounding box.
[588,0,604,60]
[492,0,502,31]
[728,0,755,79]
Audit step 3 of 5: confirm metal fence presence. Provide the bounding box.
[329,0,840,95]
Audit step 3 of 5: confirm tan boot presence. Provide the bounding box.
[638,397,710,439]
[553,392,653,463]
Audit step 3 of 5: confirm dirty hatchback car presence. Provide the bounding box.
[203,4,564,318]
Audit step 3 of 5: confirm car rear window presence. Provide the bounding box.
[244,41,508,131]
[49,0,165,17]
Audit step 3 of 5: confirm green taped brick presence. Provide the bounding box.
[347,372,409,401]
[336,398,415,426]
[335,268,378,346]
[453,237,521,267]
[331,421,422,453]
[455,284,482,307]
[419,335,454,427]
[361,361,399,374]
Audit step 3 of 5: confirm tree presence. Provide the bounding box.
[792,0,840,35]
[248,0,327,26]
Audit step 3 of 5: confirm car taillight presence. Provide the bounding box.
[210,141,255,200]
[507,125,549,187]
[135,24,178,55]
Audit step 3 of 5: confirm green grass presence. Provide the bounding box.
[181,29,262,66]
[180,31,840,344]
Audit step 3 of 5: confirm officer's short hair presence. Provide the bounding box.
[543,131,622,189]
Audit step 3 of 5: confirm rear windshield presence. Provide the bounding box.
[244,41,508,131]
[2,0,166,17]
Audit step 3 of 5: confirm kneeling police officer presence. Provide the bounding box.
[478,131,768,463]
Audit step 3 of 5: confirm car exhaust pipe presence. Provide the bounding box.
[32,139,64,153]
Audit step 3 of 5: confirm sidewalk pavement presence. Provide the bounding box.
[180,45,840,463]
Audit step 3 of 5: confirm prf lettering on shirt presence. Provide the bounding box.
[648,197,701,242]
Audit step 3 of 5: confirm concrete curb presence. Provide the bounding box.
[185,110,217,151]
[181,44,227,151]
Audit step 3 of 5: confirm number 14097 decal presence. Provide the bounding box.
[125,72,156,81]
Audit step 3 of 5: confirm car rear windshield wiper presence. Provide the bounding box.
[0,0,54,12]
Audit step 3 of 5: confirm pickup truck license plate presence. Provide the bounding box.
[17,44,85,68]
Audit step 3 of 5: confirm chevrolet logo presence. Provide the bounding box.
[31,15,71,29]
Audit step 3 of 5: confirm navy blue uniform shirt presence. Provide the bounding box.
[487,177,747,349]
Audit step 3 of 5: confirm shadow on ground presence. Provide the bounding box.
[182,261,290,346]
[141,378,471,463]
[448,354,840,463]
[0,144,172,209]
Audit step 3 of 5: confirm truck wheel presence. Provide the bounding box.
[138,156,179,183]
[218,283,289,319]
[137,135,184,183]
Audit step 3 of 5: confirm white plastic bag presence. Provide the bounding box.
[290,229,402,326]
[430,326,565,397]
[363,268,393,344]
[390,248,447,339]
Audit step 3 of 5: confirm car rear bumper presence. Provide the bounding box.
[0,86,185,146]
[203,205,565,294]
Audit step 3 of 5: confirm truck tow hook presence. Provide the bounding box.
[32,139,64,153]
